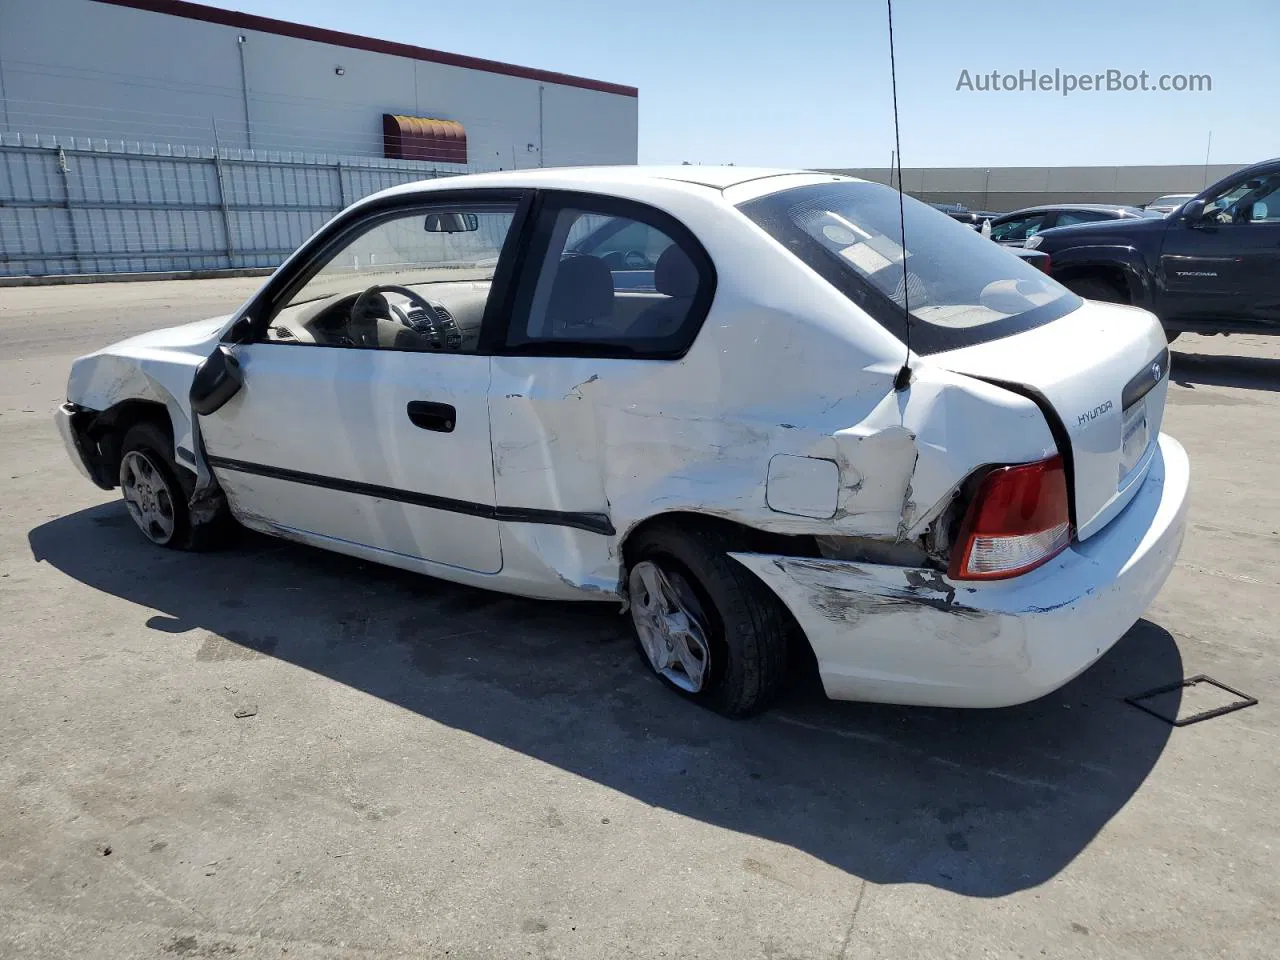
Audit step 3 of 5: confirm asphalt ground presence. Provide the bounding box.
[1,278,1276,959]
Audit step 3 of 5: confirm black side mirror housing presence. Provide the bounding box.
[1181,198,1207,223]
[225,315,254,343]
[190,344,244,416]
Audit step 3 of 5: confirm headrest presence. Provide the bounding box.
[653,244,699,298]
[547,254,613,327]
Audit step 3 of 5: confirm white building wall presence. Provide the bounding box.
[0,0,637,169]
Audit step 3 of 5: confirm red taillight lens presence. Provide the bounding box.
[949,455,1072,581]
[1035,253,1052,274]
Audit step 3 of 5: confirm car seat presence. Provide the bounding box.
[625,244,698,339]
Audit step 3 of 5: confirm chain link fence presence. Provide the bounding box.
[0,132,483,278]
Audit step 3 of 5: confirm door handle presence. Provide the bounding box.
[406,400,456,433]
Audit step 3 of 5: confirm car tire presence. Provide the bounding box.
[1065,276,1128,303]
[118,421,230,551]
[625,522,792,717]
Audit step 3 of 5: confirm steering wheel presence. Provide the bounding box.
[350,284,435,331]
[622,249,649,268]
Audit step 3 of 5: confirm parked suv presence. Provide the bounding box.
[1026,158,1280,339]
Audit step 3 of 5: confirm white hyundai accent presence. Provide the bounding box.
[55,167,1189,715]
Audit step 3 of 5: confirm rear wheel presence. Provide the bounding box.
[625,523,792,716]
[118,422,230,550]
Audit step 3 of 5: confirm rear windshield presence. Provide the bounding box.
[739,181,1081,355]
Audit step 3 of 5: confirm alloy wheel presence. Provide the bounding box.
[629,560,712,693]
[119,450,176,545]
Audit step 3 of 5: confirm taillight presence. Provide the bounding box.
[949,455,1071,581]
[1035,253,1052,274]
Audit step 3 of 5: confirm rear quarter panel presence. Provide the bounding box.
[488,182,1059,592]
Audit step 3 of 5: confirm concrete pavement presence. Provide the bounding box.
[1,278,1276,959]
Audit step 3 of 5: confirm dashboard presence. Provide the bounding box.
[266,280,493,352]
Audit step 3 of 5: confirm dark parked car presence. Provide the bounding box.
[988,204,1156,246]
[1142,194,1196,215]
[946,209,1000,229]
[1025,158,1280,339]
[1012,247,1052,273]
[927,203,999,229]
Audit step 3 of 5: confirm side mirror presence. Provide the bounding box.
[1181,198,1207,223]
[225,315,254,343]
[424,211,480,233]
[190,344,244,416]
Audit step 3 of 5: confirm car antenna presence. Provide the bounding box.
[886,0,912,392]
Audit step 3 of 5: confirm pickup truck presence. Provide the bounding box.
[1025,157,1280,340]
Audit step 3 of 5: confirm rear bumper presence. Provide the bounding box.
[731,432,1190,708]
[55,403,114,489]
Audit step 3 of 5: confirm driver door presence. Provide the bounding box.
[1160,173,1280,327]
[198,195,527,574]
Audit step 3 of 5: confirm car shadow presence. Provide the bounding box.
[29,504,1183,898]
[1171,349,1280,392]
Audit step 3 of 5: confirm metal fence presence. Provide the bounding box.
[0,132,475,278]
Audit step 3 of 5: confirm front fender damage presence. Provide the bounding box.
[65,348,226,513]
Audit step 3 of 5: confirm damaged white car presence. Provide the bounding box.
[56,167,1189,715]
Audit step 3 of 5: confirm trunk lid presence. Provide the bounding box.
[930,300,1170,540]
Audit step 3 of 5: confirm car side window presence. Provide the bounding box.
[1202,177,1280,224]
[990,214,1047,242]
[1054,210,1110,227]
[263,203,519,353]
[505,201,714,357]
[1243,178,1280,223]
[568,218,672,278]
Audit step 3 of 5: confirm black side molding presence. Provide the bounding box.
[204,455,615,536]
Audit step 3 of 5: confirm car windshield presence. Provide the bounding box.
[739,180,1080,354]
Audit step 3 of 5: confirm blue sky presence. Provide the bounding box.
[226,0,1276,168]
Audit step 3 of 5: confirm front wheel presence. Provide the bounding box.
[625,523,793,716]
[118,422,230,550]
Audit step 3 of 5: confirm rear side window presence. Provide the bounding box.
[504,197,715,358]
[990,213,1047,241]
[739,181,1081,355]
[566,217,672,284]
[1054,210,1112,227]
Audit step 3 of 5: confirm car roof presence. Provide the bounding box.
[997,203,1142,217]
[1231,157,1280,178]
[375,165,845,199]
